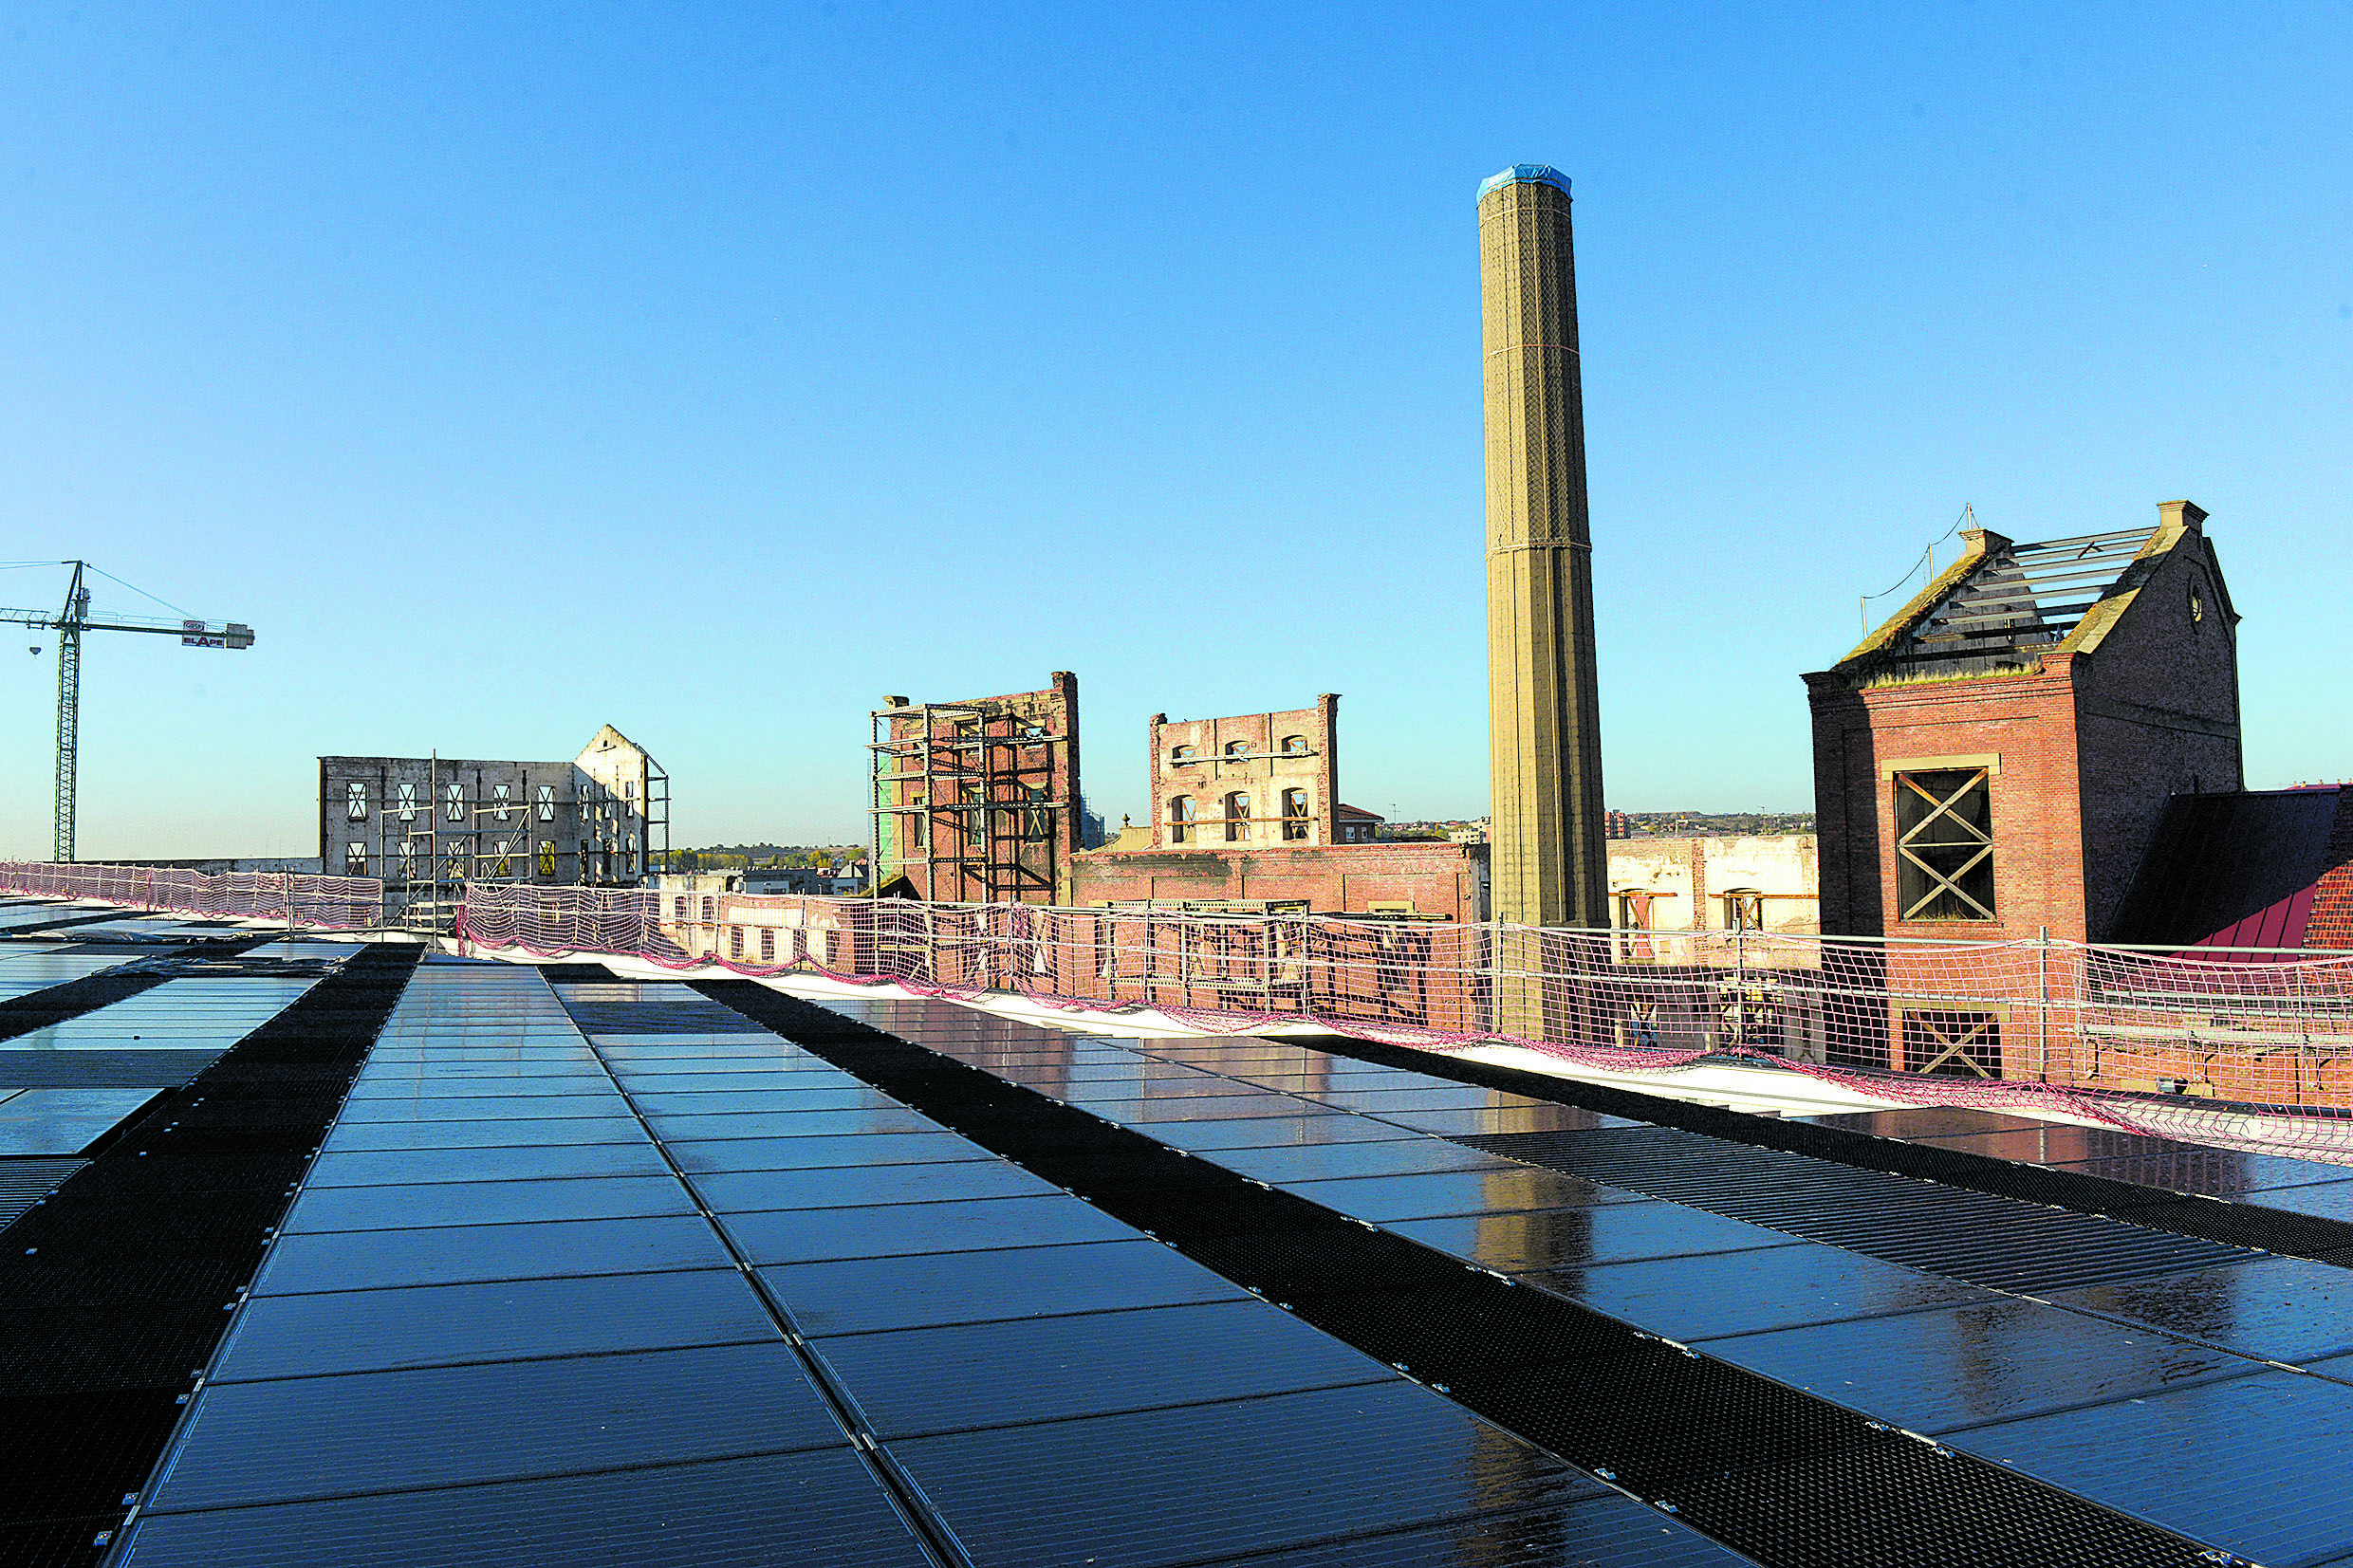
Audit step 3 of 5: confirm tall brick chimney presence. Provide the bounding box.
[1478,164,1606,930]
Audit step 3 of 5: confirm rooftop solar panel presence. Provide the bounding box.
[146,1340,846,1512]
[114,1447,934,1567]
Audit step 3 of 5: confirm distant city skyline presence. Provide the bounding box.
[2,4,2347,858]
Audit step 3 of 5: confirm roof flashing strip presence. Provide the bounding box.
[1478,164,1570,199]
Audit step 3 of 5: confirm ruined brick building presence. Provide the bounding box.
[867,675,1083,904]
[1806,502,2243,944]
[1806,499,2353,952]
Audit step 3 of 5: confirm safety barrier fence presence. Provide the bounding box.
[456,883,2353,1162]
[0,861,385,931]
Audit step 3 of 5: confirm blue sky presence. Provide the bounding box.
[1,2,2347,858]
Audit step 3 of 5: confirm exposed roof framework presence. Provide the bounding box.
[1883,526,2157,679]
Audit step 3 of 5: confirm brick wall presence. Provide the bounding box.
[1809,505,2245,945]
[1068,839,1484,923]
[2306,794,2353,950]
[1808,667,2087,940]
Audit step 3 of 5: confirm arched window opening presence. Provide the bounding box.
[1224,740,1250,759]
[1280,735,1307,756]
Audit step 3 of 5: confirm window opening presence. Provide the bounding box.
[1904,1010,2003,1078]
[759,927,776,963]
[1614,890,1654,931]
[494,783,510,821]
[398,783,416,821]
[1168,796,1195,845]
[537,785,554,821]
[1895,768,1995,921]
[345,842,367,876]
[1171,745,1196,764]
[345,782,367,821]
[1281,735,1307,756]
[1723,889,1766,931]
[537,841,556,877]
[1224,740,1250,759]
[1282,788,1309,841]
[446,783,464,821]
[1225,792,1251,842]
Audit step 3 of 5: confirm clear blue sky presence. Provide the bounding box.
[2,2,2347,858]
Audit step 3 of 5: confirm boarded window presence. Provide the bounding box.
[1904,1010,2002,1078]
[1282,788,1309,841]
[1895,768,1995,921]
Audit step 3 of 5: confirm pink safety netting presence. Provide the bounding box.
[454,884,2353,1164]
[0,861,385,931]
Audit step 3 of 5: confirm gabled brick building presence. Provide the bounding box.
[1806,501,2241,943]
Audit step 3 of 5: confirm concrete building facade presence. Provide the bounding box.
[1806,502,2241,944]
[319,726,666,920]
[1479,163,1608,930]
[1607,834,1821,935]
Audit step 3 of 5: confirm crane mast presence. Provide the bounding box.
[3,559,253,862]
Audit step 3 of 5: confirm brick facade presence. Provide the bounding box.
[1068,839,1487,922]
[1148,696,1339,850]
[1808,502,2242,944]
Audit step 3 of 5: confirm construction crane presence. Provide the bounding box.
[2,560,254,863]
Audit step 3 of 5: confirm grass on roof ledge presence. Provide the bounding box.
[1860,662,2042,691]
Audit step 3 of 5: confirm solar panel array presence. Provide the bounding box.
[59,958,2353,1567]
[112,967,1743,1568]
[804,994,2353,1568]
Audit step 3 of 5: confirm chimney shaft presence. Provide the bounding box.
[1478,165,1607,930]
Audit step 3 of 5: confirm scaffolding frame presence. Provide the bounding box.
[360,754,666,931]
[870,697,1073,906]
